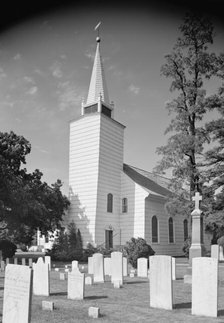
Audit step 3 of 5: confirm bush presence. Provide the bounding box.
[183,237,191,258]
[0,240,17,260]
[123,237,155,269]
[218,235,224,249]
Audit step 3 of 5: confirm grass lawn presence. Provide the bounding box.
[0,260,224,322]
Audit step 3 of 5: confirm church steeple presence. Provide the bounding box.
[82,32,114,119]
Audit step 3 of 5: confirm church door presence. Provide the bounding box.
[105,230,113,249]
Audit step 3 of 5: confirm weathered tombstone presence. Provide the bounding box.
[220,245,224,261]
[192,257,218,317]
[113,280,121,288]
[172,257,176,280]
[55,268,59,272]
[33,257,50,296]
[137,258,148,277]
[60,273,66,280]
[42,301,54,311]
[111,251,123,285]
[93,253,104,283]
[45,256,51,271]
[88,307,100,318]
[22,258,26,266]
[149,255,173,310]
[14,258,18,265]
[85,276,93,285]
[2,264,32,323]
[211,245,219,260]
[130,269,135,278]
[88,256,93,274]
[28,258,33,268]
[67,269,85,300]
[123,257,128,276]
[1,260,5,271]
[72,260,78,270]
[6,258,10,265]
[104,257,111,276]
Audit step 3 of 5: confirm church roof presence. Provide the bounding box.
[86,37,110,105]
[123,163,172,197]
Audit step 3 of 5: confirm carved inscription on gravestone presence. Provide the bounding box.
[3,264,32,323]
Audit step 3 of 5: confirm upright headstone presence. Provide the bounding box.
[72,260,78,270]
[149,255,173,310]
[85,276,93,285]
[123,257,128,276]
[211,245,219,260]
[220,245,224,261]
[88,256,93,274]
[172,257,176,280]
[192,257,218,317]
[104,257,111,276]
[33,257,50,296]
[2,264,32,323]
[22,258,26,266]
[67,269,85,300]
[6,258,10,265]
[111,251,123,285]
[28,259,33,268]
[137,258,148,277]
[14,258,18,265]
[93,253,104,283]
[1,260,5,271]
[45,256,51,271]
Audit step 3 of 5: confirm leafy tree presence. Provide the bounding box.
[0,131,70,247]
[123,237,155,269]
[67,222,83,261]
[154,12,223,220]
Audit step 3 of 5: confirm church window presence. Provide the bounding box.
[183,219,188,241]
[107,193,113,213]
[169,217,174,243]
[105,230,113,249]
[152,216,158,243]
[122,198,128,213]
[102,105,112,118]
[84,104,98,114]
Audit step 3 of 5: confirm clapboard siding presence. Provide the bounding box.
[95,114,125,246]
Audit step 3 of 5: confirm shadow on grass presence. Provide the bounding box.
[174,302,191,309]
[85,296,108,300]
[125,281,147,284]
[50,292,67,296]
[218,309,224,316]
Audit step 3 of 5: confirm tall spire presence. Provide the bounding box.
[86,35,110,105]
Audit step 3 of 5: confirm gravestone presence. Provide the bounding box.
[85,276,93,285]
[137,258,148,277]
[28,258,33,268]
[149,255,173,310]
[172,257,176,280]
[6,258,10,265]
[1,260,5,271]
[88,307,100,318]
[88,256,93,274]
[220,246,224,261]
[42,301,54,311]
[211,245,219,260]
[22,258,26,266]
[123,257,128,276]
[14,258,18,265]
[93,253,104,283]
[33,257,50,296]
[192,257,218,317]
[111,251,123,285]
[113,280,121,288]
[60,273,66,280]
[2,264,32,323]
[45,256,51,271]
[72,260,78,270]
[104,257,111,276]
[67,270,85,300]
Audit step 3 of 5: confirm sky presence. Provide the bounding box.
[0,1,224,195]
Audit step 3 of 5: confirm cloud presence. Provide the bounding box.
[50,61,63,78]
[128,84,140,95]
[57,81,84,111]
[0,67,7,79]
[13,53,21,60]
[84,50,95,61]
[27,86,38,95]
[34,145,49,154]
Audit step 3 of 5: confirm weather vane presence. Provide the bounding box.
[94,21,101,42]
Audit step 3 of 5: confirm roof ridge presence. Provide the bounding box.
[123,163,171,181]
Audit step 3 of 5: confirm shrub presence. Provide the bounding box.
[218,235,224,249]
[183,237,191,258]
[0,240,17,260]
[123,237,155,268]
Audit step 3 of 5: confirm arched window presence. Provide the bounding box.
[107,193,113,213]
[122,198,128,213]
[152,216,158,243]
[169,217,174,243]
[183,219,188,241]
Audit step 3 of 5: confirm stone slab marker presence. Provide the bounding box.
[211,245,219,260]
[93,253,104,283]
[14,258,18,265]
[111,251,123,285]
[3,264,32,323]
[28,258,33,268]
[68,270,85,300]
[72,260,78,270]
[88,256,93,274]
[104,257,111,276]
[137,258,148,277]
[220,246,224,261]
[172,257,176,280]
[22,258,26,266]
[33,257,50,296]
[45,256,51,270]
[149,255,173,310]
[192,257,218,317]
[123,257,128,276]
[85,276,93,285]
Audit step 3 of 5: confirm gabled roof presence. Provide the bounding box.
[123,163,172,197]
[86,37,110,105]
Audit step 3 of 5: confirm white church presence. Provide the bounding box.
[67,35,199,257]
